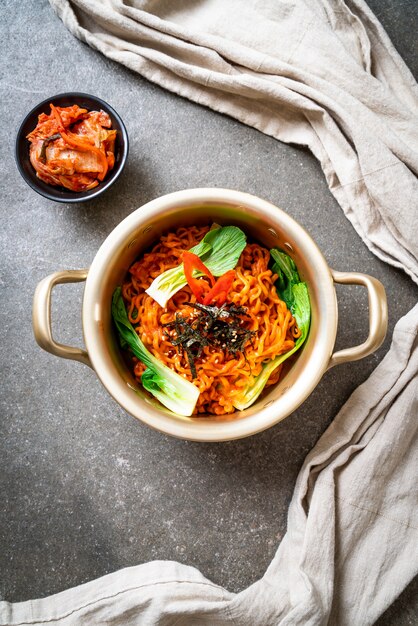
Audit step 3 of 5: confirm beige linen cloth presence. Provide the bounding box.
[2,1,418,624]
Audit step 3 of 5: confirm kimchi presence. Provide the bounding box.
[27,104,117,192]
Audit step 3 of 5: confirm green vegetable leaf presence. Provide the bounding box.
[146,226,246,307]
[270,248,300,310]
[112,287,199,416]
[291,282,310,339]
[233,252,310,411]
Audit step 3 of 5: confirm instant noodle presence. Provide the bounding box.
[121,225,301,415]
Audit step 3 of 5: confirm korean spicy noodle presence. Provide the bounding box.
[121,225,301,415]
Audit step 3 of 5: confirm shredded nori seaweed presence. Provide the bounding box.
[163,302,254,379]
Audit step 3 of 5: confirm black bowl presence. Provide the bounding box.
[15,92,129,203]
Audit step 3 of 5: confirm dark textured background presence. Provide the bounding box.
[1,0,417,623]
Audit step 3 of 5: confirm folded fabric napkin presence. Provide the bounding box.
[1,1,417,624]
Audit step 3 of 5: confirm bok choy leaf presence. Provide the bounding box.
[146,226,246,307]
[233,250,310,411]
[112,287,199,416]
[270,248,300,310]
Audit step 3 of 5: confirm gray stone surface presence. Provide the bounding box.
[0,0,417,623]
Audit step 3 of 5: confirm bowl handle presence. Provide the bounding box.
[327,270,388,369]
[33,270,92,368]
